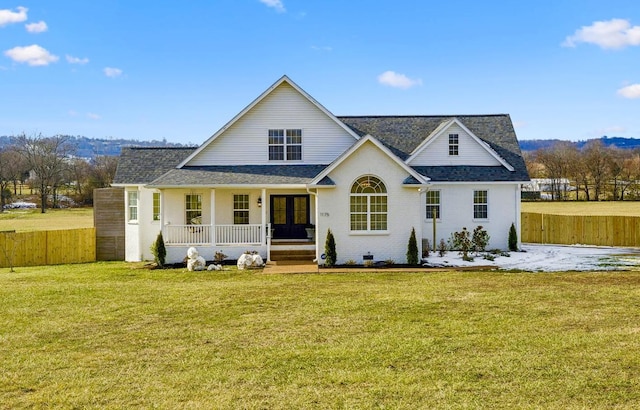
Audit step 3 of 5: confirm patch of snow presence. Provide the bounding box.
[422,244,640,272]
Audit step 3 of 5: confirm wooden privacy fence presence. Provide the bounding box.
[0,228,96,268]
[521,212,640,247]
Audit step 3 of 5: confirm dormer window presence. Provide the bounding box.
[448,134,459,156]
[268,129,302,161]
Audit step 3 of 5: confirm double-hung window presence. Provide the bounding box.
[233,194,249,225]
[473,190,488,219]
[127,191,138,222]
[268,129,302,161]
[152,192,160,221]
[449,133,459,156]
[186,194,202,225]
[350,175,387,231]
[425,190,440,220]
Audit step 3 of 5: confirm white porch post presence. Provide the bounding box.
[159,189,165,231]
[261,188,270,262]
[210,189,216,245]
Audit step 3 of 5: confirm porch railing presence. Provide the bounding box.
[215,224,262,245]
[164,224,212,245]
[163,224,263,245]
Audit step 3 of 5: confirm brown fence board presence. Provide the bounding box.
[522,212,640,247]
[0,228,96,268]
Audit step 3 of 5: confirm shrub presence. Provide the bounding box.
[407,227,419,265]
[508,222,518,251]
[324,229,337,267]
[472,226,490,254]
[363,260,375,267]
[450,227,472,259]
[438,239,447,257]
[214,251,227,263]
[422,239,430,258]
[384,259,395,266]
[345,259,357,266]
[150,231,166,267]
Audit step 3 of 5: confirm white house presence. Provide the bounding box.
[112,75,530,265]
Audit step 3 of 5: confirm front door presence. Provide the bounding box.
[270,195,309,239]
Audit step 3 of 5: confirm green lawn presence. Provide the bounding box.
[1,263,639,408]
[0,208,94,232]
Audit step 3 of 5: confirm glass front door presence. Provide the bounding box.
[270,195,309,239]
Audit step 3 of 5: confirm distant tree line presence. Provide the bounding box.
[525,140,640,201]
[0,134,118,212]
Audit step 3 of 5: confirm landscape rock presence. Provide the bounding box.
[237,253,264,270]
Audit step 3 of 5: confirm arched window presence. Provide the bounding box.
[350,175,387,231]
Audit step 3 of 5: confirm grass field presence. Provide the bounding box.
[1,263,639,408]
[0,208,94,232]
[522,201,640,216]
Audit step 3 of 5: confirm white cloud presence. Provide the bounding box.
[599,125,627,134]
[259,0,285,13]
[4,44,58,66]
[311,45,332,52]
[103,67,122,77]
[617,83,640,99]
[377,70,422,89]
[0,6,28,27]
[25,20,47,33]
[87,113,101,120]
[563,18,640,49]
[66,55,89,64]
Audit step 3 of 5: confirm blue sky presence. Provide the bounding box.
[1,1,639,144]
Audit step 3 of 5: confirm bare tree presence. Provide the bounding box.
[582,140,611,201]
[15,134,74,213]
[0,148,13,210]
[536,141,575,200]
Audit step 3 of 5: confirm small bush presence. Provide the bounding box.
[450,227,472,259]
[422,239,430,258]
[472,226,490,254]
[363,260,375,267]
[150,231,166,267]
[483,254,496,261]
[407,227,419,265]
[345,259,357,266]
[384,259,395,266]
[324,229,337,267]
[438,239,447,257]
[508,222,518,251]
[214,251,228,263]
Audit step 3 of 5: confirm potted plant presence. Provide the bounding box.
[305,224,315,240]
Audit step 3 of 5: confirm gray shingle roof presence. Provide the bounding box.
[338,115,529,182]
[147,165,329,187]
[114,116,529,186]
[113,147,196,185]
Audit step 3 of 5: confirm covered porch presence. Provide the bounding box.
[158,187,318,263]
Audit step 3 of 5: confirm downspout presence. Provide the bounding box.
[306,186,319,264]
[515,184,522,249]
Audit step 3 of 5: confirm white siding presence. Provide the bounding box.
[124,186,161,262]
[409,124,502,166]
[187,82,357,166]
[421,183,519,251]
[316,141,422,265]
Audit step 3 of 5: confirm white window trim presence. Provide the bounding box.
[425,190,441,221]
[185,193,203,225]
[473,190,489,220]
[268,128,303,162]
[127,190,138,223]
[233,193,250,225]
[448,133,459,156]
[152,192,160,222]
[349,175,388,233]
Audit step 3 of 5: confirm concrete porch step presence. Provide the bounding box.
[270,249,316,261]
